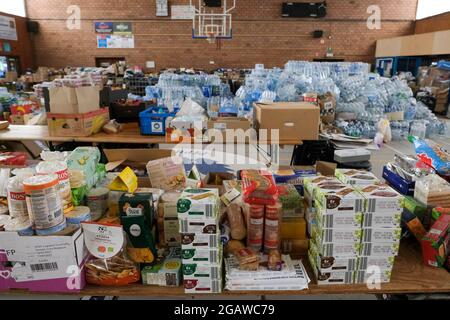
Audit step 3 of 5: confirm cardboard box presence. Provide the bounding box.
[357,256,396,271]
[202,172,236,194]
[280,239,309,256]
[315,207,364,229]
[49,85,101,114]
[47,108,109,137]
[207,117,251,131]
[311,237,360,257]
[253,102,320,142]
[178,216,219,234]
[103,148,173,188]
[9,114,34,125]
[146,156,187,191]
[280,218,307,239]
[184,277,222,293]
[182,262,222,280]
[335,169,380,186]
[360,242,400,257]
[421,214,450,268]
[314,181,365,214]
[354,269,392,284]
[312,224,362,244]
[361,227,402,244]
[309,254,354,285]
[181,247,221,264]
[309,241,358,272]
[181,232,221,249]
[177,188,220,218]
[357,184,403,213]
[362,211,402,228]
[0,228,87,292]
[141,257,182,287]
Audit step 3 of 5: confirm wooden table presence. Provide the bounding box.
[0,125,72,142]
[2,240,449,297]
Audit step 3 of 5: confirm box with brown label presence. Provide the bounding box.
[180,232,220,249]
[309,241,358,272]
[184,277,222,293]
[47,108,109,137]
[178,216,219,234]
[253,102,320,142]
[335,169,380,186]
[357,184,403,213]
[309,254,354,285]
[314,179,365,214]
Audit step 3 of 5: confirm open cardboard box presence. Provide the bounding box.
[103,148,173,188]
[277,161,337,176]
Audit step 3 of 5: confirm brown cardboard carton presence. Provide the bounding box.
[47,108,109,137]
[253,102,320,142]
[103,148,173,188]
[9,114,34,125]
[207,117,251,131]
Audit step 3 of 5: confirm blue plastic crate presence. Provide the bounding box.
[139,107,176,135]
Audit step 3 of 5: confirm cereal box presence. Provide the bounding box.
[314,181,365,214]
[335,169,380,186]
[421,214,450,268]
[361,227,402,244]
[357,184,403,213]
[177,188,220,218]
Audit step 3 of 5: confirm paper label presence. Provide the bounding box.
[220,188,241,206]
[81,222,124,259]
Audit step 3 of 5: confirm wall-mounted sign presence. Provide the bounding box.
[95,21,113,34]
[97,35,135,49]
[0,15,18,41]
[171,5,195,20]
[3,42,11,53]
[156,0,169,17]
[113,22,133,35]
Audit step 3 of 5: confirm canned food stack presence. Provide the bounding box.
[305,177,365,285]
[177,188,222,294]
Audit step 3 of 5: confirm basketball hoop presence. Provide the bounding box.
[191,0,235,41]
[206,32,217,44]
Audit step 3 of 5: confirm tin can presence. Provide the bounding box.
[86,187,109,221]
[23,174,64,230]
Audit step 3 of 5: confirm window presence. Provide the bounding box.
[1,0,26,17]
[416,0,450,20]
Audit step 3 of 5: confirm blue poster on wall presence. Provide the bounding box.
[97,35,110,48]
[95,22,113,34]
[3,42,11,52]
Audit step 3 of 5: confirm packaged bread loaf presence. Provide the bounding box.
[226,203,246,240]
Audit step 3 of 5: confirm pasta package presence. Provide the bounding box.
[226,203,246,240]
[410,136,450,175]
[241,170,278,205]
[82,222,140,286]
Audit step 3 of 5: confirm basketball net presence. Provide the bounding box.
[207,32,217,44]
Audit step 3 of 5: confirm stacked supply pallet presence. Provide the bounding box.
[177,188,222,293]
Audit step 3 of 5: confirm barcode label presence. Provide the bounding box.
[210,251,218,263]
[356,271,365,283]
[345,272,353,283]
[367,199,376,212]
[180,220,188,233]
[363,229,372,242]
[30,262,58,272]
[359,257,368,270]
[205,205,213,218]
[325,229,333,242]
[349,259,357,270]
[211,267,219,279]
[325,215,333,228]
[211,280,220,293]
[325,243,333,256]
[362,243,371,256]
[355,199,364,212]
[209,235,218,247]
[364,213,372,227]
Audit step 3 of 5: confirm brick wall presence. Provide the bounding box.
[26,0,418,71]
[0,12,34,72]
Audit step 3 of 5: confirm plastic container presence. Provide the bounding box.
[139,107,176,135]
[4,218,34,236]
[86,187,109,221]
[23,174,65,230]
[65,206,91,226]
[35,218,67,235]
[36,155,73,214]
[6,168,34,219]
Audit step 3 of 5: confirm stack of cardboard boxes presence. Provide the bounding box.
[178,188,222,293]
[47,80,108,137]
[305,170,403,285]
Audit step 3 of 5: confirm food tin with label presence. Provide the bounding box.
[35,218,67,235]
[86,187,109,221]
[65,206,91,226]
[4,218,34,236]
[23,174,64,230]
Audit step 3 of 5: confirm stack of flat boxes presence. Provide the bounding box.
[305,171,403,285]
[178,188,222,293]
[306,177,364,284]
